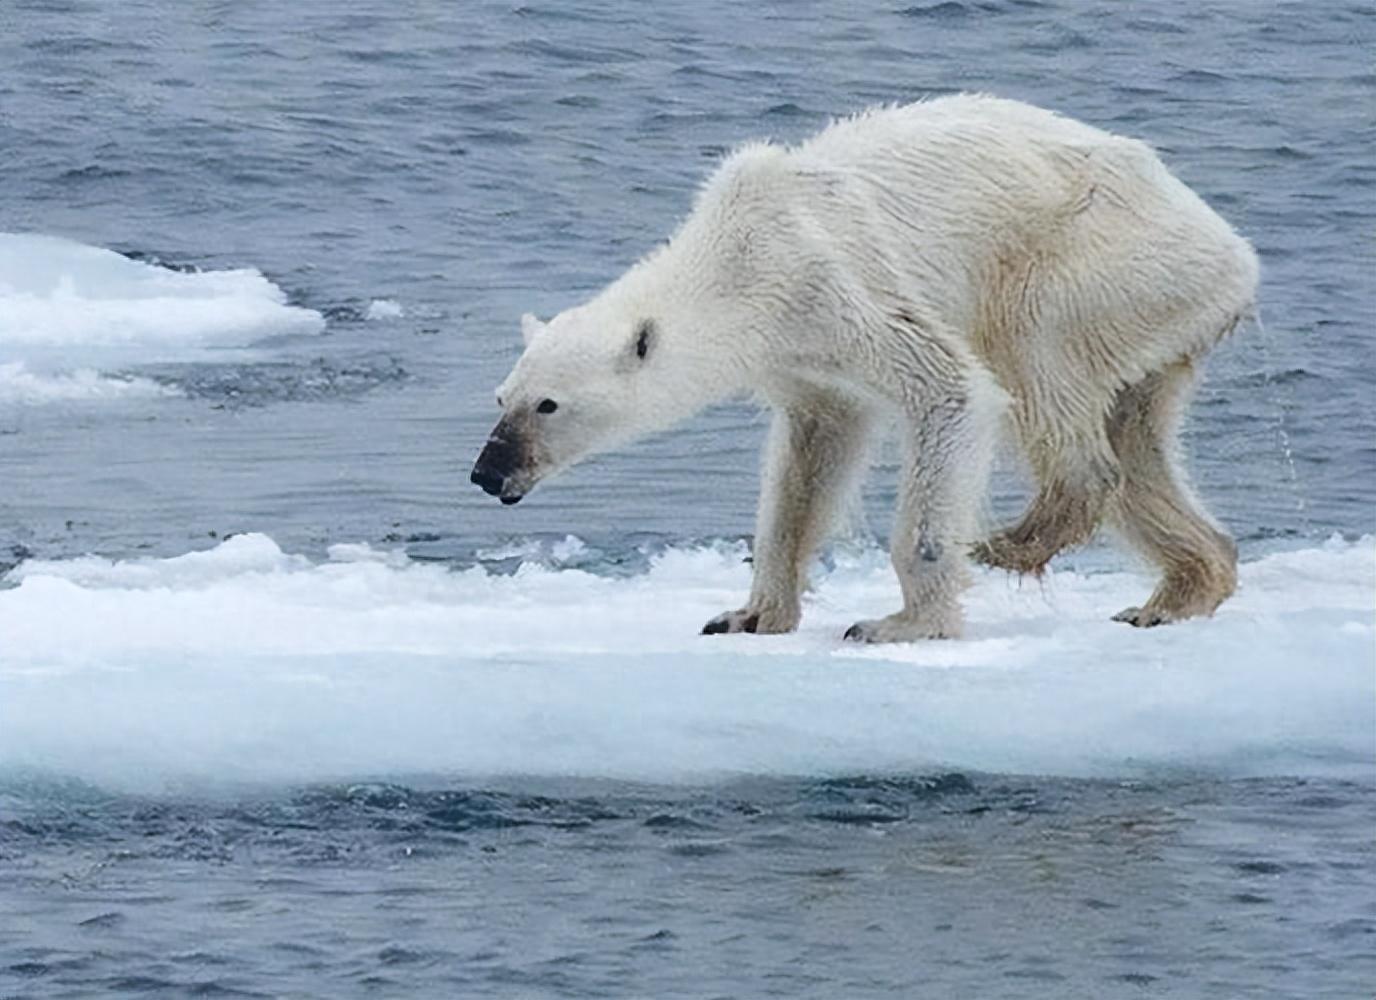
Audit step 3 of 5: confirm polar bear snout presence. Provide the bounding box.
[469,459,517,503]
[471,419,531,505]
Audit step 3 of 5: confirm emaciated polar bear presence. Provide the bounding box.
[472,95,1257,642]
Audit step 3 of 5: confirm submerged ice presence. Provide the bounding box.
[1,534,1371,790]
[0,361,175,405]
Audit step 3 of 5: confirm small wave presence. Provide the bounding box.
[56,164,133,182]
[506,37,641,66]
[164,357,409,408]
[764,102,813,118]
[898,2,973,20]
[1171,68,1230,85]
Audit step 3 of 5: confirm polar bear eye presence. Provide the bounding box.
[635,320,653,360]
[536,398,559,414]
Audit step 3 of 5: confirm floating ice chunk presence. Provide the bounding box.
[476,534,595,567]
[476,539,543,562]
[327,541,411,568]
[0,534,1371,789]
[364,298,404,320]
[0,233,325,354]
[550,535,587,563]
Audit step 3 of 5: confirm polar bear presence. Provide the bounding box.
[471,95,1257,642]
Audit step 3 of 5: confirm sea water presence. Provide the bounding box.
[1,1,1373,997]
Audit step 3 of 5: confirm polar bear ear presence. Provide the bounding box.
[520,312,546,347]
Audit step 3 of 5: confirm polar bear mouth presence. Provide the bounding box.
[470,463,527,505]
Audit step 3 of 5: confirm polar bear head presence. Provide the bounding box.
[471,293,727,505]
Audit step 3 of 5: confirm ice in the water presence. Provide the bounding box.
[0,233,324,350]
[0,361,176,405]
[1,534,1370,791]
[365,298,404,320]
[0,233,324,402]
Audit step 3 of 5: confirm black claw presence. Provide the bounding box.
[742,614,759,634]
[702,618,729,635]
[843,624,864,641]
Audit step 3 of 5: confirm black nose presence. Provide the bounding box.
[470,464,505,497]
[472,429,524,501]
[472,421,526,502]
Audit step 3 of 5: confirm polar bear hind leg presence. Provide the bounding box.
[971,416,1122,577]
[1106,356,1238,626]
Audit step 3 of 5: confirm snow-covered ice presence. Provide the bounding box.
[0,233,324,351]
[2,534,1371,790]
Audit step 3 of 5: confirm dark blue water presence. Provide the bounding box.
[4,774,1374,999]
[2,1,1374,996]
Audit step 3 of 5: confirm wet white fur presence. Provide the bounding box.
[496,94,1258,640]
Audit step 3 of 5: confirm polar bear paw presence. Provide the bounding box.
[843,610,960,643]
[970,533,1054,576]
[701,605,799,635]
[1112,605,1169,628]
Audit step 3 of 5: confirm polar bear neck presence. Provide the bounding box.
[587,235,767,411]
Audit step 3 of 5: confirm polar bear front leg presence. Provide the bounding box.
[845,380,999,643]
[703,393,871,635]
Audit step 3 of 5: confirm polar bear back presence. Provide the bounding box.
[687,94,1257,394]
